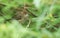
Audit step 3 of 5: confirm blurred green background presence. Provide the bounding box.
[0,0,60,38]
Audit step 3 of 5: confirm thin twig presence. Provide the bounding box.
[26,19,31,29]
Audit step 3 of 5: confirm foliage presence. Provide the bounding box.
[0,0,60,38]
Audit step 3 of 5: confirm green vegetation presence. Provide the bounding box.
[0,0,60,38]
